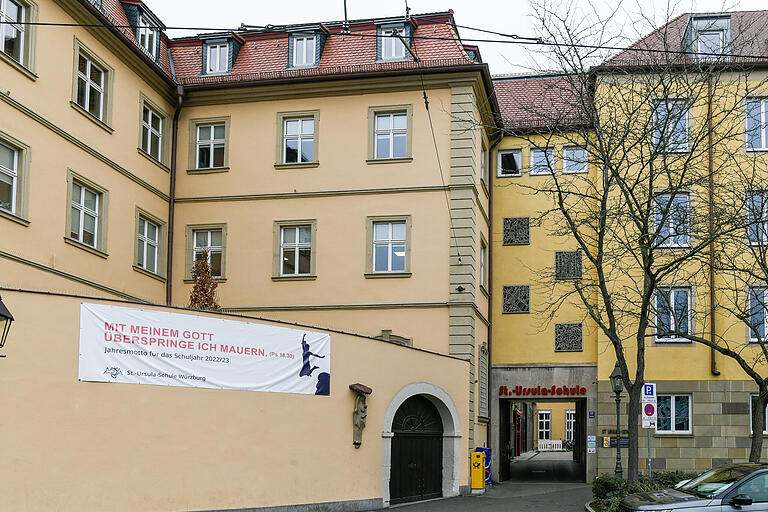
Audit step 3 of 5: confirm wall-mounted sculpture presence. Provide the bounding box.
[349,383,372,448]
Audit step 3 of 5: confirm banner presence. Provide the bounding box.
[78,303,331,395]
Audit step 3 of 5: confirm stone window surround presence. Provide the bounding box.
[366,104,413,163]
[0,0,38,80]
[138,93,170,169]
[0,130,30,226]
[365,214,412,278]
[64,169,109,258]
[71,37,115,132]
[274,110,320,169]
[184,222,227,282]
[656,393,693,434]
[133,206,166,281]
[272,219,317,281]
[187,116,231,173]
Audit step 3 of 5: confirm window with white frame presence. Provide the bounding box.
[749,286,768,342]
[537,410,551,440]
[655,193,689,247]
[0,141,17,214]
[137,16,157,58]
[292,35,315,67]
[382,28,406,60]
[656,287,690,341]
[657,394,691,433]
[530,148,554,175]
[0,0,24,63]
[206,43,228,74]
[747,191,768,245]
[374,112,407,159]
[196,124,225,169]
[481,145,488,184]
[76,53,105,120]
[652,100,689,152]
[750,394,768,434]
[193,229,223,277]
[565,410,575,442]
[563,146,587,174]
[283,117,315,163]
[498,149,522,177]
[280,225,312,276]
[746,99,768,151]
[141,105,163,161]
[137,216,159,274]
[373,221,406,272]
[70,181,100,247]
[480,240,487,289]
[697,31,723,58]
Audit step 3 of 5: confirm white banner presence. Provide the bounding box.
[78,303,331,395]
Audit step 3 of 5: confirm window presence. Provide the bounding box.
[565,410,575,442]
[137,16,157,58]
[530,148,554,175]
[749,394,768,434]
[141,105,163,162]
[555,250,582,280]
[749,287,768,341]
[137,215,159,274]
[280,225,312,276]
[697,31,723,58]
[563,146,587,174]
[206,43,228,74]
[70,180,100,248]
[537,410,551,440]
[657,394,691,433]
[656,287,690,341]
[498,150,522,177]
[503,217,530,245]
[480,144,488,185]
[373,221,406,272]
[0,141,17,214]
[478,345,489,418]
[652,100,689,152]
[747,191,768,245]
[735,473,768,503]
[1,0,24,63]
[374,112,407,159]
[502,285,529,314]
[292,35,315,67]
[381,28,406,60]
[76,52,105,120]
[192,229,223,278]
[747,99,768,151]
[197,124,225,169]
[283,117,315,164]
[480,239,488,290]
[655,193,689,247]
[554,323,583,352]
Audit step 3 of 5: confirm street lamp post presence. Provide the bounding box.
[609,361,624,479]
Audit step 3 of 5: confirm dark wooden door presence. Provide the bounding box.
[390,395,443,505]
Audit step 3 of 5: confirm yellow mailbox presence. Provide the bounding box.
[471,451,486,491]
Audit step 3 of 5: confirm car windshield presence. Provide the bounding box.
[680,467,755,498]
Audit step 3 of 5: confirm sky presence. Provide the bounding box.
[148,0,767,76]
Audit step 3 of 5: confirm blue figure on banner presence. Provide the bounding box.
[315,372,330,396]
[299,334,325,377]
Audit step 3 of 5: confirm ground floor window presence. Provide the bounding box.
[565,410,575,442]
[537,410,551,440]
[657,394,691,433]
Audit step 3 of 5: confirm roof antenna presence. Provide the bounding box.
[404,0,411,20]
[342,0,350,34]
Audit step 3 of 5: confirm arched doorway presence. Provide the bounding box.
[389,395,444,505]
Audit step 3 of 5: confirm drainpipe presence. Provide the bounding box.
[488,135,502,431]
[707,76,720,376]
[165,85,184,306]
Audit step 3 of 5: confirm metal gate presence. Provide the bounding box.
[390,395,444,505]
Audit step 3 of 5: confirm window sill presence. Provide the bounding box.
[654,339,694,345]
[186,167,230,174]
[497,173,522,178]
[0,52,37,81]
[364,271,412,279]
[183,277,227,284]
[530,172,554,177]
[274,162,320,170]
[272,275,317,281]
[653,433,693,438]
[70,101,114,134]
[658,244,690,250]
[132,265,166,283]
[502,310,530,315]
[137,148,170,172]
[64,237,108,259]
[0,209,30,226]
[563,170,589,175]
[366,157,413,165]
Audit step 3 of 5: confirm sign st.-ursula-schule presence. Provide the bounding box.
[78,303,331,395]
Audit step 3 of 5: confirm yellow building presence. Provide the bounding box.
[0,1,497,509]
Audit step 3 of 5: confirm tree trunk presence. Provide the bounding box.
[750,387,767,463]
[626,385,642,481]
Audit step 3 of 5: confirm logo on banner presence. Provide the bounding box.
[103,367,122,379]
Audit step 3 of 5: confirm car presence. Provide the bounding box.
[618,463,768,511]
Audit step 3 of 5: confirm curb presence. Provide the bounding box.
[584,501,597,512]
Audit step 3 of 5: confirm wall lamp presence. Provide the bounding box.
[0,295,14,349]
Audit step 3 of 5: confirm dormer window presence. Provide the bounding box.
[382,28,406,60]
[293,35,316,67]
[698,31,723,58]
[137,15,157,58]
[207,43,228,74]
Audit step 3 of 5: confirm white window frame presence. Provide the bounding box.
[196,123,226,169]
[374,112,407,160]
[76,52,105,120]
[655,193,690,248]
[748,286,768,342]
[137,15,157,58]
[749,394,768,434]
[563,146,588,174]
[497,149,522,177]
[0,141,18,214]
[283,117,315,164]
[656,394,692,434]
[746,190,768,246]
[480,144,488,185]
[141,105,163,162]
[537,410,551,440]
[192,229,223,278]
[656,287,691,342]
[70,181,100,248]
[280,225,312,276]
[206,43,228,74]
[652,99,689,153]
[480,240,487,290]
[697,30,723,58]
[0,0,24,64]
[372,220,407,273]
[746,99,768,151]
[292,35,316,67]
[137,215,159,274]
[565,410,575,442]
[530,148,554,175]
[382,28,406,60]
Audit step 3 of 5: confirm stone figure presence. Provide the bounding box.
[349,383,372,448]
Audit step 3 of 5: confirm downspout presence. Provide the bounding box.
[165,84,184,306]
[707,77,720,376]
[487,135,502,432]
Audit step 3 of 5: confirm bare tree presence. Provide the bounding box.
[189,249,221,312]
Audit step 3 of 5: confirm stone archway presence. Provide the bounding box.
[381,382,462,507]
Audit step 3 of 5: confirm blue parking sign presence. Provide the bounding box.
[643,383,655,397]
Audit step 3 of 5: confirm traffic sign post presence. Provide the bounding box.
[642,383,657,478]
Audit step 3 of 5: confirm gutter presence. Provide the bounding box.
[707,76,720,376]
[165,85,184,306]
[487,134,502,429]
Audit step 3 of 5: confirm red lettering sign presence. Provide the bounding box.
[498,385,587,397]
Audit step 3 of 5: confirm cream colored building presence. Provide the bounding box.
[0,0,497,510]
